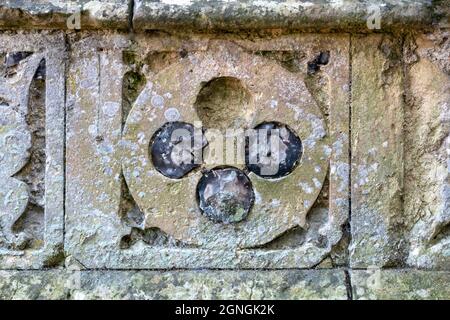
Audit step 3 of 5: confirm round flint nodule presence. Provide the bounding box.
[246,122,302,179]
[150,121,205,179]
[197,167,254,224]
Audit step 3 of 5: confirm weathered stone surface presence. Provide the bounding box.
[350,34,405,268]
[2,269,449,300]
[65,33,129,268]
[0,32,65,269]
[0,270,348,300]
[0,0,129,30]
[65,33,349,269]
[352,270,450,300]
[0,1,447,32]
[0,105,31,250]
[404,30,450,269]
[0,1,449,301]
[350,30,450,270]
[122,40,330,248]
[133,0,441,33]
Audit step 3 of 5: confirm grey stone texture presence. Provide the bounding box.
[133,0,442,32]
[0,1,449,300]
[0,1,129,30]
[0,32,65,269]
[350,30,450,270]
[0,1,448,32]
[0,270,348,300]
[65,33,349,269]
[1,269,449,300]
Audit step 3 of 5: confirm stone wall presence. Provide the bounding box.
[0,0,448,300]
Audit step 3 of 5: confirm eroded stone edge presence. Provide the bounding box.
[133,0,446,33]
[0,0,129,30]
[349,34,405,268]
[64,33,350,269]
[1,269,449,300]
[0,1,448,32]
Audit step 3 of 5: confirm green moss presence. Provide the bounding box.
[123,50,138,66]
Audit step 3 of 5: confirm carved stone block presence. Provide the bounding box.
[350,32,450,269]
[0,32,65,269]
[65,33,350,269]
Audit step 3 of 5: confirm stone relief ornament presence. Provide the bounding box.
[0,33,65,269]
[121,42,330,248]
[0,105,32,249]
[0,53,42,250]
[66,34,350,269]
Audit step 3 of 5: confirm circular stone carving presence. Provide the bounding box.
[246,122,303,179]
[197,167,254,224]
[121,42,330,248]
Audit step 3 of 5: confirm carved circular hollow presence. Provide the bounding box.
[194,77,253,130]
[246,121,303,179]
[197,167,254,224]
[121,42,330,248]
[150,121,206,179]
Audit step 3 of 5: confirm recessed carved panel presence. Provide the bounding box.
[0,33,65,269]
[65,34,350,269]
